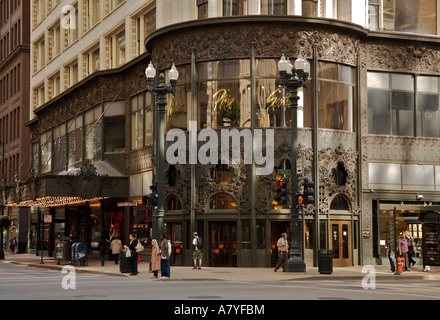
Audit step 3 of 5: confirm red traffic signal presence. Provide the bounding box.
[276,178,288,205]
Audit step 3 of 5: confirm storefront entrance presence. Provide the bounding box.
[209,222,237,267]
[330,221,351,267]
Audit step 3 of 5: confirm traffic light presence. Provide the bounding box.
[146,182,158,208]
[303,178,315,205]
[276,178,288,205]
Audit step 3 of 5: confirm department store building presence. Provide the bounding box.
[9,0,440,268]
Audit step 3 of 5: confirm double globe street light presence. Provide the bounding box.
[278,54,310,273]
[145,62,179,239]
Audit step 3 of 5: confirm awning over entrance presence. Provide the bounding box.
[419,211,440,224]
[4,160,128,208]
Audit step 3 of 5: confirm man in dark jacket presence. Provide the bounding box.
[98,236,108,266]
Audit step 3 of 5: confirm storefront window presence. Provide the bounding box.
[318,62,356,132]
[378,207,423,259]
[89,202,101,248]
[383,0,437,35]
[198,60,251,129]
[305,220,314,249]
[255,59,312,128]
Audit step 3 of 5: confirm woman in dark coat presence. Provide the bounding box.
[128,233,138,276]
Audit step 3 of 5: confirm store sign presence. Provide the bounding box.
[117,202,138,207]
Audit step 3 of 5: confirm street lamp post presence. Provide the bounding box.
[278,54,310,273]
[145,62,179,239]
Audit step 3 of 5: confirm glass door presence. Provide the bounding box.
[210,222,237,267]
[331,221,351,267]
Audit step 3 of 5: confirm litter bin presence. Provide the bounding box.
[55,237,71,264]
[318,250,333,274]
[119,250,132,273]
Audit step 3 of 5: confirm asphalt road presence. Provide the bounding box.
[1,263,440,303]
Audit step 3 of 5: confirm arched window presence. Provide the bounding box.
[209,193,237,210]
[330,195,350,211]
[166,195,182,211]
[210,164,235,184]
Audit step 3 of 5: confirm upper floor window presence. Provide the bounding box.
[85,0,100,31]
[223,0,247,16]
[198,0,209,19]
[261,0,287,15]
[318,62,356,132]
[367,72,415,137]
[384,0,437,35]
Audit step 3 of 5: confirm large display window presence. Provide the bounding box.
[318,61,356,132]
[197,60,251,129]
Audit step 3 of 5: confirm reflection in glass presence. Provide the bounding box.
[392,91,414,136]
[255,59,312,128]
[223,0,247,16]
[211,164,235,184]
[85,120,102,159]
[209,193,237,210]
[261,0,286,15]
[383,0,436,35]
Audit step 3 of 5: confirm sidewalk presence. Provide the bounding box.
[2,252,440,282]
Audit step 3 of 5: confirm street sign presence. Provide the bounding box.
[117,202,138,207]
[277,169,291,175]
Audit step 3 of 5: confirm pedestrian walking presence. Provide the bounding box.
[151,239,160,279]
[405,231,416,267]
[398,232,410,271]
[110,235,123,265]
[160,233,170,278]
[98,236,108,266]
[274,232,288,272]
[192,232,203,270]
[9,237,17,254]
[128,233,139,276]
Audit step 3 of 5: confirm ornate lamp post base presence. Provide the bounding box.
[286,257,306,273]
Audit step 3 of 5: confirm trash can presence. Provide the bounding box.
[318,250,333,274]
[55,237,71,263]
[119,250,132,273]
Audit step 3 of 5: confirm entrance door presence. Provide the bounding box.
[210,222,237,267]
[330,221,351,267]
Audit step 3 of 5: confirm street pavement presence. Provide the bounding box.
[2,252,440,282]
